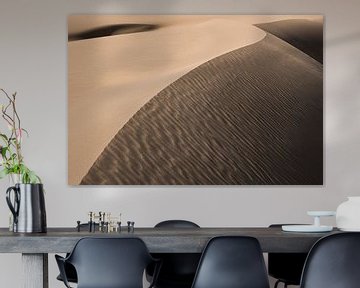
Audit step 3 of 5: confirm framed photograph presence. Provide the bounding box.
[68,15,323,185]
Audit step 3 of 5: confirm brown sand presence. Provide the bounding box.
[81,29,323,185]
[68,15,322,184]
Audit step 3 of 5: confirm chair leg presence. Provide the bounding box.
[274,280,290,288]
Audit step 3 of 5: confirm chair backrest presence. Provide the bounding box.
[151,220,201,286]
[191,236,269,288]
[155,220,200,228]
[300,232,360,288]
[67,237,154,288]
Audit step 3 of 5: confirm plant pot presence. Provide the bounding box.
[6,183,47,233]
[336,197,360,231]
[9,173,22,185]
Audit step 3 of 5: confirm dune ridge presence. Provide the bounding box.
[81,26,323,185]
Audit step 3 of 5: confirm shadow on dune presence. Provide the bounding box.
[255,19,323,63]
[81,20,323,185]
[68,24,160,41]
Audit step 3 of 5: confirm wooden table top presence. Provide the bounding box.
[0,227,339,253]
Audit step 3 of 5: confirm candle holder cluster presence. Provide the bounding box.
[76,212,135,233]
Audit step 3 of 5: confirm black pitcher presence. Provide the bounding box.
[6,183,47,233]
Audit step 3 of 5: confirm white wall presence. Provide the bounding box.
[0,0,360,287]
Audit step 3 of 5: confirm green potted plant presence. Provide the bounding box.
[0,88,40,183]
[1,88,46,233]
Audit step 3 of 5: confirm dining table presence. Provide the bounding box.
[0,226,339,288]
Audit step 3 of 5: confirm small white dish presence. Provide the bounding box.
[307,211,336,217]
[282,225,333,233]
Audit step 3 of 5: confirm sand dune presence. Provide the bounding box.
[68,15,268,184]
[81,31,323,185]
[68,15,322,184]
[255,19,323,63]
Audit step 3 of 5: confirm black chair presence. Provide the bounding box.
[56,262,77,284]
[56,223,99,284]
[147,220,201,288]
[154,220,200,229]
[55,237,160,288]
[191,236,270,288]
[268,224,308,288]
[300,232,360,288]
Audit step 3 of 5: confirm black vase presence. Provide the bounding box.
[6,183,47,233]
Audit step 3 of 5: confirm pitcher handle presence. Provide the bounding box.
[6,186,20,224]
